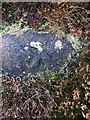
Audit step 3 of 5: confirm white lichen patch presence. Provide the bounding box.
[55,40,63,50]
[23,71,26,74]
[30,41,43,53]
[28,56,30,59]
[24,46,29,51]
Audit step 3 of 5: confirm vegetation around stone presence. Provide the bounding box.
[1,2,90,120]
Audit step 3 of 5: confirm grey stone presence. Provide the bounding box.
[1,29,80,76]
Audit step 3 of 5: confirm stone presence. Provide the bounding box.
[1,29,81,76]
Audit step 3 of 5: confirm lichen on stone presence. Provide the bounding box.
[30,41,43,53]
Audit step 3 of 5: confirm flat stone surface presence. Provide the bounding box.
[1,29,80,76]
